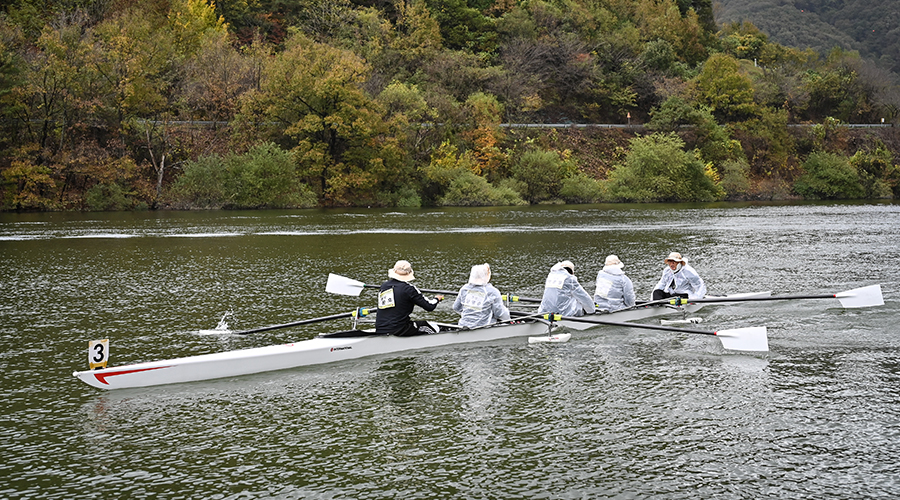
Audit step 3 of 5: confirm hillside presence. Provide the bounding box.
[715,0,900,73]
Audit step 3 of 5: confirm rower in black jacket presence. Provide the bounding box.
[375,260,444,336]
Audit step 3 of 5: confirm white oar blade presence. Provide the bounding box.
[326,273,366,296]
[528,333,572,344]
[715,327,768,352]
[835,284,884,308]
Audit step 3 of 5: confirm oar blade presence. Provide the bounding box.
[528,333,572,344]
[326,273,366,296]
[715,327,769,352]
[835,284,884,308]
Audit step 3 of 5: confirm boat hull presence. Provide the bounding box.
[73,320,554,390]
[556,291,772,331]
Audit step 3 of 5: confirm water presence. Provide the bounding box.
[1,202,898,498]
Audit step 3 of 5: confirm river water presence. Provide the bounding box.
[1,202,898,499]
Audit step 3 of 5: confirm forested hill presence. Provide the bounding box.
[715,0,900,74]
[1,0,899,212]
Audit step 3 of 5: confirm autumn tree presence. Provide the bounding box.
[238,32,411,205]
[691,53,758,122]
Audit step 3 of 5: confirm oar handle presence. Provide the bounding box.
[501,294,542,303]
[233,307,376,335]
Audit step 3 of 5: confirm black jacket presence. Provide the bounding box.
[375,279,439,334]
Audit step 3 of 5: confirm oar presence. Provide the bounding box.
[326,273,460,297]
[512,311,768,352]
[679,284,883,309]
[229,307,376,335]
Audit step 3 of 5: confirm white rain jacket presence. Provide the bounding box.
[594,266,636,312]
[538,264,596,317]
[453,283,510,328]
[652,263,707,300]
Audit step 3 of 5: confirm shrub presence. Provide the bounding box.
[606,133,724,202]
[559,172,607,203]
[510,149,576,203]
[170,155,226,208]
[850,148,896,199]
[84,183,135,211]
[793,151,864,200]
[719,158,752,200]
[170,143,318,209]
[438,171,526,206]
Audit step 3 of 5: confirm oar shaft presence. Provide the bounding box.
[234,309,374,335]
[690,294,834,304]
[557,315,717,337]
[363,283,459,296]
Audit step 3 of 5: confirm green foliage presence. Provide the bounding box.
[171,143,318,209]
[606,132,724,202]
[559,172,607,203]
[426,0,497,53]
[510,149,577,203]
[649,97,740,165]
[168,0,228,57]
[692,53,758,122]
[376,187,423,208]
[849,147,897,199]
[438,170,526,206]
[793,151,864,200]
[730,107,793,178]
[719,21,768,61]
[719,158,752,200]
[170,155,227,207]
[84,182,143,211]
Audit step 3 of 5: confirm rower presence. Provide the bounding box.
[651,252,707,301]
[375,260,444,336]
[452,263,511,328]
[593,255,636,312]
[538,260,595,317]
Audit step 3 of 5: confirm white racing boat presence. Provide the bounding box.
[73,319,554,390]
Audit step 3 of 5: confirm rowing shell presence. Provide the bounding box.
[73,319,554,390]
[556,291,772,331]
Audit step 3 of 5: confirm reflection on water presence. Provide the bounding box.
[2,202,898,498]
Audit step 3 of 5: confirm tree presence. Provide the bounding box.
[238,32,411,205]
[691,53,758,122]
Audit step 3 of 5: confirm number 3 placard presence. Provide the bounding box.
[88,339,109,370]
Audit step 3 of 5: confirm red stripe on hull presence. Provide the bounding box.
[94,366,171,385]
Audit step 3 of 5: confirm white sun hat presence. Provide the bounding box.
[604,255,624,269]
[664,252,686,263]
[388,260,415,282]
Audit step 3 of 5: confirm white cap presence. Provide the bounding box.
[388,260,415,282]
[665,252,686,264]
[604,255,624,269]
[468,263,491,285]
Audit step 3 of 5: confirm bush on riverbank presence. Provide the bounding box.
[169,144,318,209]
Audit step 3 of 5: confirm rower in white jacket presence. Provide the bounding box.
[594,255,636,312]
[651,252,707,300]
[453,263,510,328]
[538,261,596,317]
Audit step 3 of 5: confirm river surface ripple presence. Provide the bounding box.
[1,202,898,499]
